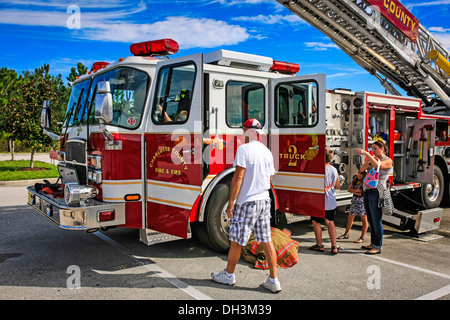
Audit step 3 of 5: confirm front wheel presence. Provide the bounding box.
[194,183,231,253]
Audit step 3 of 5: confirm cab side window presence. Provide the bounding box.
[226,81,264,127]
[275,81,318,127]
[152,63,196,124]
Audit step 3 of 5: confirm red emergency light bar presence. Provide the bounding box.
[270,60,300,74]
[130,39,179,56]
[91,61,109,72]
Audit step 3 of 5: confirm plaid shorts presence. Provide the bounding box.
[229,199,272,246]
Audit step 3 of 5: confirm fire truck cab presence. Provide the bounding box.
[29,39,328,252]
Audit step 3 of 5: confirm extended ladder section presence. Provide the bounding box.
[276,0,450,111]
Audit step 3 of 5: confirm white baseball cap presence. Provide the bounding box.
[243,118,264,135]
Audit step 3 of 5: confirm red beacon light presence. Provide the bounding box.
[91,61,109,72]
[270,60,300,74]
[130,39,179,56]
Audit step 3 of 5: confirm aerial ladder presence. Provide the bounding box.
[275,0,450,112]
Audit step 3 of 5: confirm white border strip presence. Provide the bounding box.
[273,171,324,194]
[362,253,450,280]
[147,180,201,209]
[94,231,213,300]
[102,180,142,202]
[414,284,450,300]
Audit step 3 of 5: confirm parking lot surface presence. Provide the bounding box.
[0,184,449,304]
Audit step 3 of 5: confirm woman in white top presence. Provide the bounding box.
[356,140,393,255]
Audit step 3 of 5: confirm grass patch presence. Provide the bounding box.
[0,160,59,181]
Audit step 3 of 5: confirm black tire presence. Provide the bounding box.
[195,183,231,253]
[419,166,444,208]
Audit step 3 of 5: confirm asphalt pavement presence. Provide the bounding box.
[0,153,449,303]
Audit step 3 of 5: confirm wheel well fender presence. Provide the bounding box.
[198,167,235,222]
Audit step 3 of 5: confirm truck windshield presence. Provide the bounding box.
[64,79,91,127]
[65,67,149,129]
[90,67,149,129]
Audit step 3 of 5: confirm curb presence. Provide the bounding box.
[432,228,450,238]
[0,178,58,188]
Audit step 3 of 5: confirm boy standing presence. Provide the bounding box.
[309,149,340,254]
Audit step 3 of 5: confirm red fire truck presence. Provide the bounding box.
[29,38,448,252]
[28,0,450,250]
[30,39,329,252]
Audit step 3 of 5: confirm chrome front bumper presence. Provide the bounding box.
[27,186,126,231]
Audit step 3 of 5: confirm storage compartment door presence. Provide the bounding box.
[404,119,436,184]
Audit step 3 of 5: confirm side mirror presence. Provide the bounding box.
[95,81,113,124]
[40,101,59,140]
[40,101,51,129]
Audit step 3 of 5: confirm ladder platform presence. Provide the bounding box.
[382,207,443,234]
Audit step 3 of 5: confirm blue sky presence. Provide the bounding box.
[1,0,449,95]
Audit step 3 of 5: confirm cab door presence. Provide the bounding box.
[145,54,203,238]
[270,74,326,218]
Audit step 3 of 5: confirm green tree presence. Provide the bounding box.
[0,67,21,159]
[67,62,88,83]
[5,64,68,168]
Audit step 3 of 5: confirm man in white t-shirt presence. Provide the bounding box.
[211,119,281,293]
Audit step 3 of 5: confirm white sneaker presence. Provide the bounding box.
[263,277,282,293]
[211,270,236,285]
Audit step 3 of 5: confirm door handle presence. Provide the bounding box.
[183,148,195,154]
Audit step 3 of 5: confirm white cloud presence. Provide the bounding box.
[217,0,278,6]
[45,57,99,75]
[0,0,147,28]
[0,8,249,49]
[0,10,66,27]
[0,0,138,9]
[431,34,450,51]
[428,27,450,51]
[304,41,339,51]
[327,72,348,78]
[232,14,305,24]
[81,17,250,48]
[430,27,450,32]
[405,0,450,10]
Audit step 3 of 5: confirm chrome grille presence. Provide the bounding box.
[66,140,86,164]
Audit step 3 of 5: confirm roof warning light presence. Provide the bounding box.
[270,60,300,74]
[130,39,179,56]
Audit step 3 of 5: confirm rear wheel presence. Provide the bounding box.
[419,166,444,208]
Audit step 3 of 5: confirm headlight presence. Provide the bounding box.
[88,170,102,184]
[87,155,102,169]
[64,182,98,206]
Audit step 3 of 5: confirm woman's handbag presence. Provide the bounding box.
[363,159,380,188]
[380,181,394,215]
